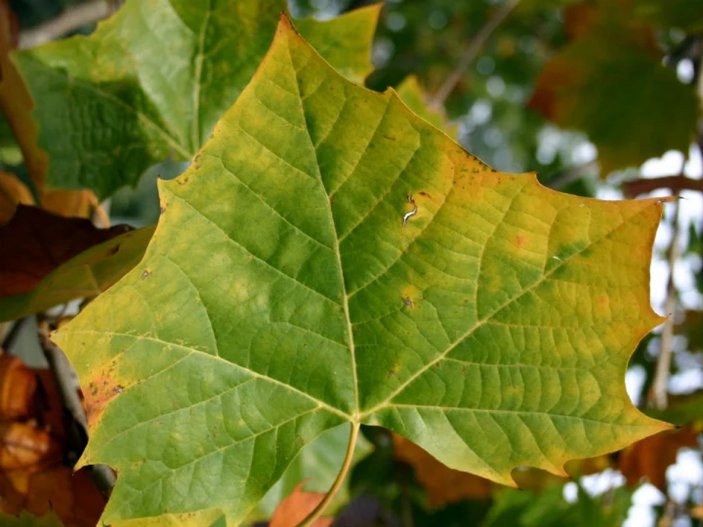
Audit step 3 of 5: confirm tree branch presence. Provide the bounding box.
[648,200,681,410]
[623,174,703,197]
[18,0,122,49]
[428,0,520,110]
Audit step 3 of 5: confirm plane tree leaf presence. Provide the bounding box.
[54,18,670,525]
[12,0,379,199]
[1,0,100,220]
[396,76,459,139]
[0,511,63,527]
[295,4,379,84]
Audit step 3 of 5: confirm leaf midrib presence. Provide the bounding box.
[273,39,656,423]
[285,42,362,419]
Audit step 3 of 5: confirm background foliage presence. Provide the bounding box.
[1,0,702,525]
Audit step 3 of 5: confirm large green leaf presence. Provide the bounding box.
[54,18,669,525]
[13,0,379,199]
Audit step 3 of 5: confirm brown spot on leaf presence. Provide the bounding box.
[400,285,420,309]
[82,363,123,429]
[105,243,120,257]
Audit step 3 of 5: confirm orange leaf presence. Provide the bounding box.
[619,426,699,490]
[1,466,106,527]
[0,353,37,419]
[0,421,60,471]
[270,483,332,527]
[0,352,106,525]
[41,189,97,220]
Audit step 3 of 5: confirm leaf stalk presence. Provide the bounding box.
[298,421,360,527]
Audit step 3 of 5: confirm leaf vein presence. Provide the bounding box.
[365,203,657,414]
[171,190,342,306]
[63,329,350,420]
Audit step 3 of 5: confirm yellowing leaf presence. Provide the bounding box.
[396,76,458,139]
[0,511,63,527]
[296,4,380,84]
[55,18,669,525]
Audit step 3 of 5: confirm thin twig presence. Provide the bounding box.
[298,422,360,527]
[429,0,520,110]
[18,0,122,49]
[546,160,598,190]
[2,317,26,351]
[649,199,682,410]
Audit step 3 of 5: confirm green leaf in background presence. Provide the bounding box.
[55,18,669,525]
[483,484,632,527]
[0,226,153,321]
[13,0,379,198]
[296,4,379,84]
[633,0,703,33]
[396,76,459,139]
